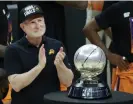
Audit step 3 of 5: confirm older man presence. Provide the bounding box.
[4,5,74,104]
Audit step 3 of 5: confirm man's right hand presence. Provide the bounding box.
[38,44,46,69]
[107,52,129,71]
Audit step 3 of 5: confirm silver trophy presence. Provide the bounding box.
[68,44,111,99]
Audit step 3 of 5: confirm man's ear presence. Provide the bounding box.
[20,23,24,31]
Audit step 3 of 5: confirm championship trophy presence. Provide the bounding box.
[68,44,111,99]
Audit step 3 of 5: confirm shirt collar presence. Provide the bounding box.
[22,35,46,48]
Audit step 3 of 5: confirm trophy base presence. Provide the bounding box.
[68,79,112,100]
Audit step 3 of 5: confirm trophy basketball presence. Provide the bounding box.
[68,44,111,99]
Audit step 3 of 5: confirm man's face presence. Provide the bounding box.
[21,15,46,38]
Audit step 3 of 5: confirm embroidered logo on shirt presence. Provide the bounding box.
[49,49,55,55]
[123,12,130,18]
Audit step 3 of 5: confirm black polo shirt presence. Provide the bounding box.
[95,1,133,62]
[4,36,72,104]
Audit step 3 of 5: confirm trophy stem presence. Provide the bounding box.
[83,77,99,87]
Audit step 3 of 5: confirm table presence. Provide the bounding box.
[44,91,133,104]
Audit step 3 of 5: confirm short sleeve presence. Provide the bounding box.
[102,1,119,11]
[95,2,119,29]
[4,45,22,76]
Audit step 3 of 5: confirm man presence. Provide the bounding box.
[4,5,74,104]
[83,1,133,93]
[16,1,87,82]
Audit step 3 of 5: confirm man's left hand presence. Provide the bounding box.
[54,47,65,66]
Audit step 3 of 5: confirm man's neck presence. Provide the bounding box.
[26,36,42,47]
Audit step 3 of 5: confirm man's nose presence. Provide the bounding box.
[35,22,40,28]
